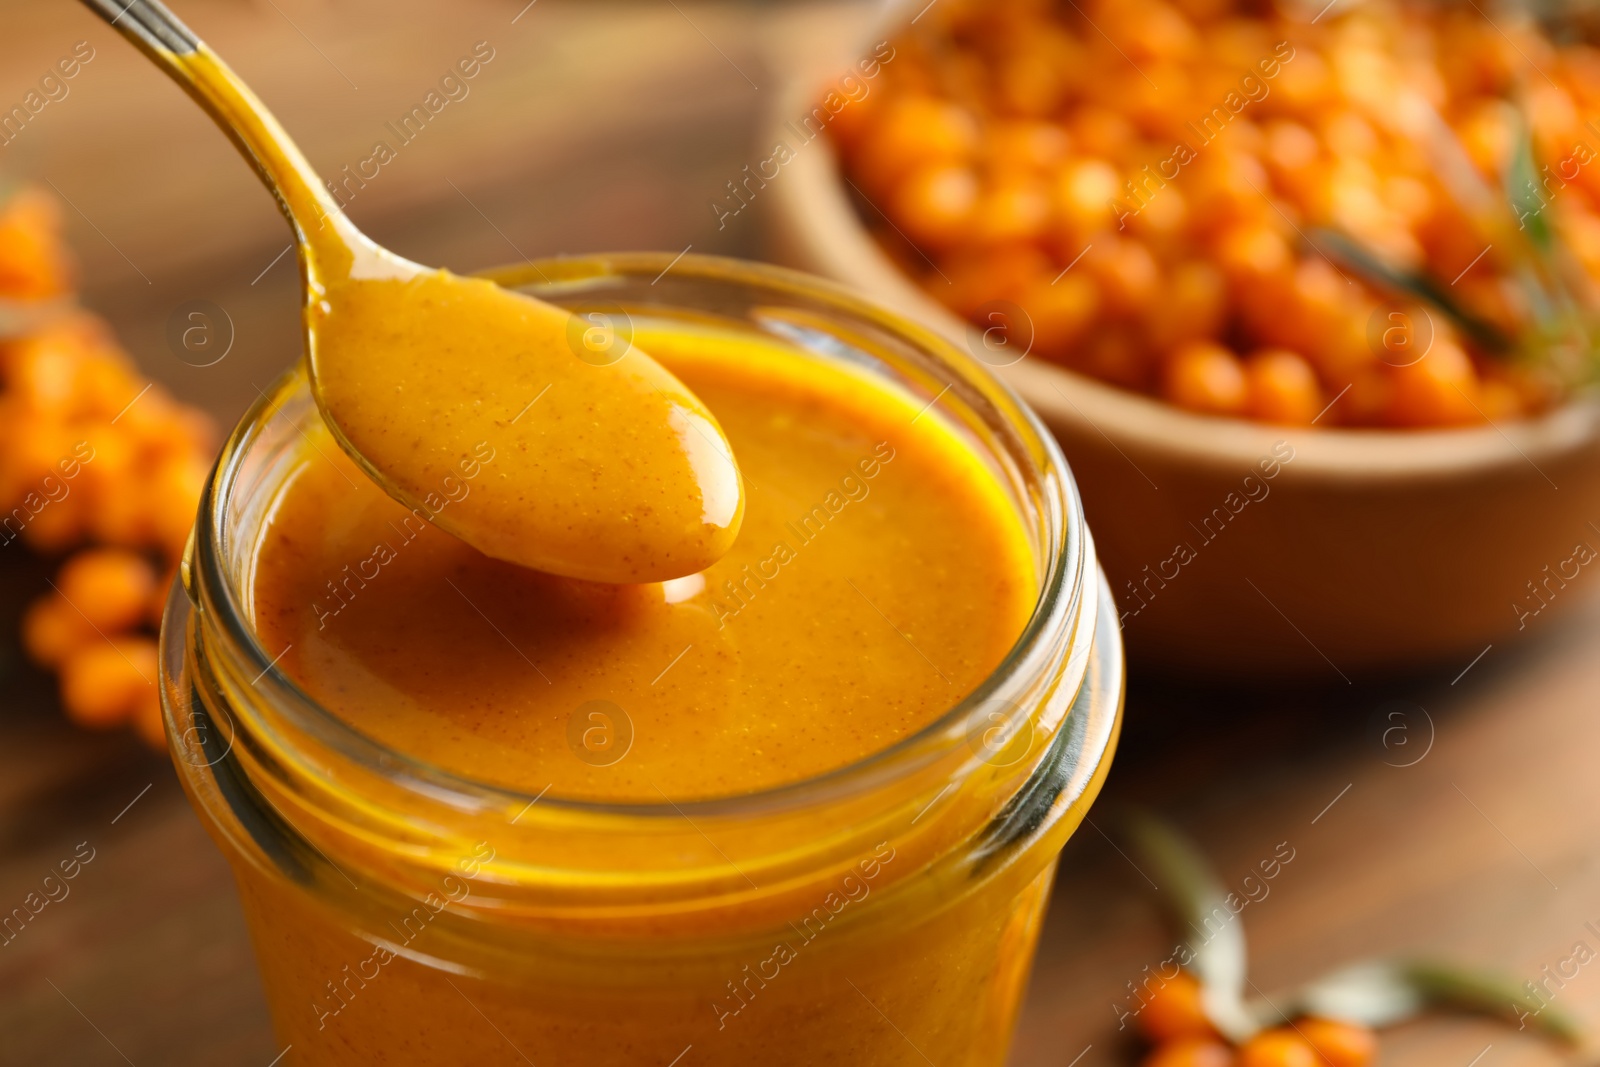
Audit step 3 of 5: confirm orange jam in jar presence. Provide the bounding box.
[162,255,1122,1066]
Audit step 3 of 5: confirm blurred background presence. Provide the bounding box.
[1,0,1598,1064]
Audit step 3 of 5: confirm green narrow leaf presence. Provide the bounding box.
[1122,811,1257,1041]
[1308,228,1514,356]
[1505,112,1557,254]
[1492,93,1600,384]
[1118,813,1590,1051]
[1384,77,1600,387]
[1405,960,1584,1043]
[1288,959,1586,1042]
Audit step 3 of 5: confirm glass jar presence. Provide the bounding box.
[160,253,1123,1066]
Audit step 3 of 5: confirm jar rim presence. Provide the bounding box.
[190,251,1103,822]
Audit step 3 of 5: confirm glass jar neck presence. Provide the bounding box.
[166,253,1119,945]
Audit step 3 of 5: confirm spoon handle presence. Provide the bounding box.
[75,0,356,265]
[78,0,197,58]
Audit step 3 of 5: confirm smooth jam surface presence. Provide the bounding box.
[251,322,1036,801]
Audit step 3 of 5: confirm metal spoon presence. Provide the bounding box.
[78,0,745,584]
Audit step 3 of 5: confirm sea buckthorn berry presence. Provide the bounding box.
[88,483,151,549]
[1170,0,1230,21]
[1067,106,1138,161]
[1478,377,1525,421]
[1319,163,1382,238]
[1385,340,1483,427]
[1088,238,1160,316]
[1238,1028,1319,1067]
[1454,275,1528,340]
[940,53,993,113]
[1053,158,1123,238]
[1310,302,1382,382]
[1262,121,1321,188]
[1095,0,1198,63]
[75,422,126,480]
[1146,261,1226,351]
[1578,158,1600,206]
[984,120,1070,175]
[149,455,211,559]
[1142,1036,1235,1067]
[1214,222,1292,292]
[1023,273,1100,361]
[970,176,1053,246]
[1163,341,1247,416]
[59,637,158,729]
[1137,971,1219,1043]
[1188,154,1271,231]
[1561,43,1600,104]
[1124,66,1198,140]
[57,548,158,633]
[822,77,880,150]
[1419,203,1498,285]
[942,245,1054,319]
[1559,208,1600,275]
[19,492,85,555]
[1202,15,1270,67]
[1245,257,1338,355]
[1296,1017,1377,1067]
[996,48,1072,118]
[1320,111,1379,160]
[73,352,142,422]
[1221,117,1264,157]
[1384,175,1434,229]
[1272,47,1335,111]
[1292,258,1352,337]
[1246,349,1323,425]
[21,594,96,669]
[1,415,75,504]
[1080,325,1156,390]
[1341,367,1391,426]
[0,186,74,301]
[9,336,89,415]
[0,315,91,386]
[891,165,980,250]
[131,683,167,750]
[1456,97,1519,177]
[831,1,1569,429]
[1526,82,1579,148]
[1126,182,1189,242]
[117,385,193,455]
[1358,224,1424,274]
[853,95,979,193]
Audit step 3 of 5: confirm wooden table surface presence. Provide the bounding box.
[1,2,1596,1064]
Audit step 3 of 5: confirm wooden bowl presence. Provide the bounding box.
[764,95,1600,680]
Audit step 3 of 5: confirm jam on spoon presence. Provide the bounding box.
[80,0,744,584]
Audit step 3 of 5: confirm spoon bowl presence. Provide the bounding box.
[81,0,745,584]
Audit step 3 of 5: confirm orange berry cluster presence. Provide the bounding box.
[828,0,1594,426]
[1138,972,1377,1067]
[0,185,216,746]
